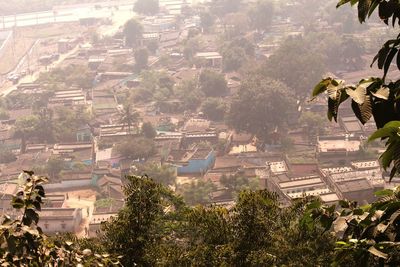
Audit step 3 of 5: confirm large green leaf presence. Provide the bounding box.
[312,78,332,97]
[337,0,358,8]
[358,0,372,23]
[384,48,398,79]
[368,126,399,142]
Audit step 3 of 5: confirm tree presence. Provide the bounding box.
[146,39,159,54]
[248,0,274,31]
[134,0,159,15]
[46,156,65,180]
[262,36,327,97]
[303,187,400,266]
[199,70,229,97]
[13,115,39,153]
[221,46,247,71]
[35,107,54,143]
[101,175,185,266]
[0,148,16,163]
[0,171,121,266]
[222,12,249,39]
[141,122,157,139]
[133,163,176,186]
[116,137,156,160]
[179,180,216,206]
[200,12,216,32]
[123,19,143,47]
[134,48,149,71]
[227,75,296,145]
[220,173,259,199]
[312,1,400,180]
[119,104,140,134]
[299,111,327,139]
[200,98,227,121]
[0,108,9,120]
[209,0,242,18]
[174,78,204,111]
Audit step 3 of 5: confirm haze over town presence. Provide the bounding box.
[0,0,399,265]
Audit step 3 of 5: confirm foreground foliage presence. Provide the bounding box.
[314,0,400,180]
[0,171,121,266]
[304,187,400,266]
[7,172,400,266]
[100,175,336,266]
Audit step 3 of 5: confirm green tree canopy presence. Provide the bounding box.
[174,78,204,111]
[312,0,400,180]
[119,104,140,134]
[221,46,247,72]
[248,0,274,31]
[116,137,156,160]
[0,148,16,164]
[262,36,327,97]
[101,175,185,266]
[134,47,149,71]
[133,163,176,186]
[200,97,227,121]
[0,171,121,266]
[227,75,296,144]
[123,19,143,47]
[199,70,229,97]
[200,12,216,32]
[141,122,157,139]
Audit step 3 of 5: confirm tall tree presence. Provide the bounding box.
[262,36,326,97]
[248,0,274,31]
[119,104,140,134]
[227,75,296,145]
[116,137,156,160]
[133,163,176,186]
[200,12,216,32]
[35,107,54,143]
[141,122,157,139]
[101,175,185,266]
[199,70,229,97]
[123,19,143,47]
[13,115,39,153]
[200,98,227,121]
[134,48,149,71]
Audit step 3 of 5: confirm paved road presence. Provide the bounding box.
[0,45,80,97]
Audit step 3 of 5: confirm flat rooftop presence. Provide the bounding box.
[288,188,331,198]
[336,178,372,193]
[269,161,288,174]
[195,52,222,59]
[351,160,380,170]
[318,139,361,153]
[279,176,324,190]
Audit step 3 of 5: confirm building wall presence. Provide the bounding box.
[39,209,82,234]
[44,179,92,191]
[178,152,215,175]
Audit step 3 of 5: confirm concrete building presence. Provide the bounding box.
[195,52,223,68]
[39,208,83,234]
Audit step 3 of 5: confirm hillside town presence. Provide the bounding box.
[0,0,395,238]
